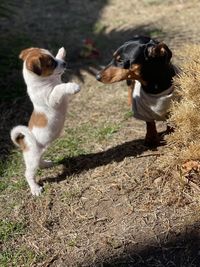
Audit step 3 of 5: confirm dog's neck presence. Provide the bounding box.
[141,63,176,94]
[23,67,61,89]
[23,67,63,107]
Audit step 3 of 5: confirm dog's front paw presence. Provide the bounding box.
[30,184,43,196]
[66,82,81,94]
[72,83,81,94]
[56,47,66,60]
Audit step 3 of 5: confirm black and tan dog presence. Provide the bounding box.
[96,36,176,146]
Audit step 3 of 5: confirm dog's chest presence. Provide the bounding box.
[132,81,174,122]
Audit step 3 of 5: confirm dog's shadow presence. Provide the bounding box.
[42,138,160,184]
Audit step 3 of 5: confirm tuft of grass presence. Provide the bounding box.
[142,0,168,5]
[68,239,77,247]
[123,109,133,120]
[0,247,36,267]
[93,21,106,34]
[94,124,120,141]
[46,127,87,160]
[148,28,165,39]
[61,188,82,204]
[0,151,25,192]
[0,220,25,242]
[0,176,8,192]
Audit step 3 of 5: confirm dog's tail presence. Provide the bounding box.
[10,126,37,151]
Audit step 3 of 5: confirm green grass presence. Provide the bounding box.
[148,28,165,39]
[0,151,24,192]
[123,110,133,120]
[94,124,120,141]
[142,0,168,5]
[45,122,120,162]
[93,21,106,34]
[0,220,25,242]
[0,120,121,195]
[0,247,37,267]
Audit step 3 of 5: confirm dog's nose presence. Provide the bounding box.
[96,72,102,81]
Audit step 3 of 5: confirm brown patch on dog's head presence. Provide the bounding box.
[28,111,48,130]
[19,48,57,76]
[146,42,172,63]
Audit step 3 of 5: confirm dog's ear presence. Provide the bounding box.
[19,48,35,61]
[56,47,66,60]
[147,42,172,63]
[26,56,42,75]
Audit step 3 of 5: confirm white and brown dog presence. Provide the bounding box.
[10,47,80,196]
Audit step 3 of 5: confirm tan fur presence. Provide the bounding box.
[15,134,29,151]
[128,80,135,106]
[28,112,48,130]
[20,48,56,76]
[19,48,41,61]
[99,64,145,85]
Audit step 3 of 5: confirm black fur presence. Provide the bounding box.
[107,36,176,94]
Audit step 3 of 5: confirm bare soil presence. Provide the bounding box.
[1,0,200,266]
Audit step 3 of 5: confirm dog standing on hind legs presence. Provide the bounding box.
[96,36,176,147]
[10,47,81,196]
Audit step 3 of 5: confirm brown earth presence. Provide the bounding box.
[1,0,200,266]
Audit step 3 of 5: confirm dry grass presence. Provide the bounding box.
[156,45,200,173]
[150,45,200,220]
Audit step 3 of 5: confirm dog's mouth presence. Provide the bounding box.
[96,67,132,84]
[96,63,143,84]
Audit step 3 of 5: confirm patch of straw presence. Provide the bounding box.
[156,44,200,177]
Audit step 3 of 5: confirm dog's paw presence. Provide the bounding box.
[72,83,81,94]
[66,82,81,94]
[31,185,43,196]
[40,159,54,169]
[56,47,66,60]
[144,135,160,148]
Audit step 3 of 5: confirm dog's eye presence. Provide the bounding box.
[124,60,130,69]
[116,57,123,63]
[115,57,124,66]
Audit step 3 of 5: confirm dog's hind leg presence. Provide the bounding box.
[23,148,43,196]
[145,121,159,147]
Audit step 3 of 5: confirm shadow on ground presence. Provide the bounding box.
[95,221,200,267]
[42,138,154,183]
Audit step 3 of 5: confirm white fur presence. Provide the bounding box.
[10,47,80,196]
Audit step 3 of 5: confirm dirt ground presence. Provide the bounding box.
[1,0,200,266]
